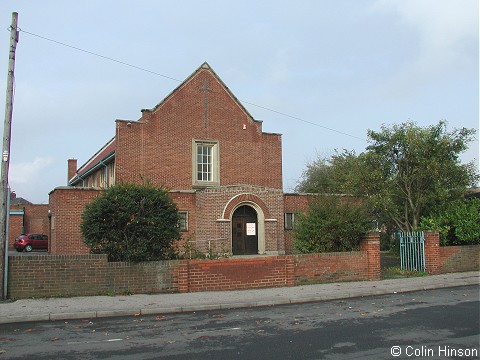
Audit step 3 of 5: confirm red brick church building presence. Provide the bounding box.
[48,63,310,255]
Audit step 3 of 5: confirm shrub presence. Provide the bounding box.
[293,196,373,253]
[419,199,480,246]
[81,182,181,262]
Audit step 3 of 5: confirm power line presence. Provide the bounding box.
[17,28,367,142]
[19,29,183,83]
[240,100,366,141]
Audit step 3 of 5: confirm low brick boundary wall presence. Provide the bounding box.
[7,233,381,299]
[292,232,381,284]
[439,245,480,273]
[294,252,368,284]
[177,233,379,292]
[423,231,480,274]
[7,255,179,299]
[178,256,295,292]
[11,232,477,299]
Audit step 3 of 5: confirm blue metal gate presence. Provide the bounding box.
[398,231,426,272]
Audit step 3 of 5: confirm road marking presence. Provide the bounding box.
[192,327,241,334]
[67,338,123,345]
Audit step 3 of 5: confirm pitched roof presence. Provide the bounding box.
[141,62,261,125]
[69,137,116,185]
[9,191,32,205]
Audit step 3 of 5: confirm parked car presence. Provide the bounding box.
[14,233,48,252]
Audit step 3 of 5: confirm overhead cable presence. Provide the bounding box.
[17,28,367,142]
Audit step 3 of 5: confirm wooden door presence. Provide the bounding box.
[232,205,258,255]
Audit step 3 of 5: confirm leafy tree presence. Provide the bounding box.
[419,199,480,246]
[296,150,372,195]
[296,156,337,194]
[81,182,180,262]
[366,121,477,231]
[297,121,478,233]
[293,196,373,253]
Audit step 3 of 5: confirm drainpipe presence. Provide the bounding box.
[76,173,85,187]
[68,172,83,187]
[21,206,25,234]
[100,160,108,188]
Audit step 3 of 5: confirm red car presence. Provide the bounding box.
[14,233,48,252]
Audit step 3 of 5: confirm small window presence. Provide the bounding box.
[284,213,296,230]
[178,211,188,232]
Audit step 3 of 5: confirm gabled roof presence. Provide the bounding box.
[10,191,32,205]
[141,62,261,124]
[69,62,269,186]
[69,137,116,185]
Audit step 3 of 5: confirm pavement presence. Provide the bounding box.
[0,271,478,324]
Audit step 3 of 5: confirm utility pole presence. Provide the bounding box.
[0,12,19,300]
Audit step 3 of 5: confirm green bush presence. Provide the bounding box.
[419,199,480,246]
[81,182,181,262]
[293,196,373,253]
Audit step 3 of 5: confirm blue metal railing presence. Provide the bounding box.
[398,231,426,272]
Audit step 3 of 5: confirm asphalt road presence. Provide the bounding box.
[0,285,478,359]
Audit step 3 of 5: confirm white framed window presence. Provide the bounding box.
[178,211,188,232]
[284,213,296,230]
[197,144,212,182]
[193,140,219,187]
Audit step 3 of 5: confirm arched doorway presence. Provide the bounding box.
[232,205,258,255]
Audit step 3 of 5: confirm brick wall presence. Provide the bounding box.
[294,252,367,284]
[294,229,380,284]
[169,191,197,251]
[24,204,49,235]
[7,233,381,299]
[178,257,294,292]
[8,232,476,299]
[424,231,479,274]
[7,254,179,299]
[7,213,23,249]
[439,245,480,273]
[49,187,103,254]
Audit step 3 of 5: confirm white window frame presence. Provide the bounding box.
[192,139,220,187]
[177,211,188,232]
[284,213,296,230]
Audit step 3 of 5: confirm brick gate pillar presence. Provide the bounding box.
[177,260,189,293]
[424,231,440,274]
[360,232,381,280]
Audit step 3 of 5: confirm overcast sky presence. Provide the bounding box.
[0,0,478,204]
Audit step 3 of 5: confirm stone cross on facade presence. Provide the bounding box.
[198,77,212,128]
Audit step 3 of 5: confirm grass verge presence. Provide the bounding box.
[382,266,429,279]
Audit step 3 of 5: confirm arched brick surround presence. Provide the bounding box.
[222,193,271,220]
[221,193,273,255]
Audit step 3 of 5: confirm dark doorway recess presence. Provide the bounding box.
[232,205,258,255]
